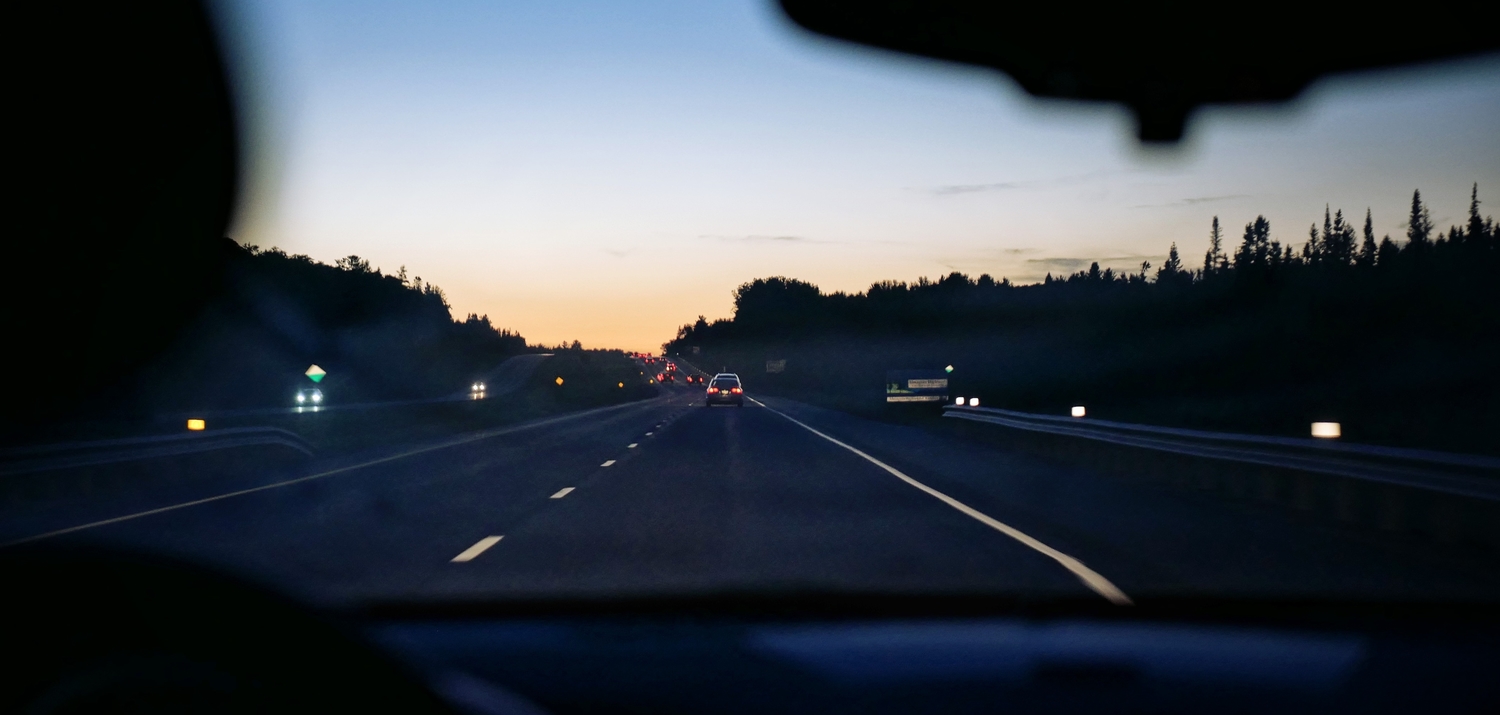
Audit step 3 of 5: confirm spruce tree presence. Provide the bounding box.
[1406,189,1433,249]
[1468,183,1485,244]
[1204,216,1225,273]
[1358,208,1378,267]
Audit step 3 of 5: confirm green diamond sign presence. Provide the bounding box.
[305,364,326,383]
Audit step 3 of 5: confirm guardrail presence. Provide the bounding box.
[943,405,1500,501]
[0,427,315,477]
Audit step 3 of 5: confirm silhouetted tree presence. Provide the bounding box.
[1204,216,1226,273]
[1358,209,1378,267]
[1406,189,1433,251]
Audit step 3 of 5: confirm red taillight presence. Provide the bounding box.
[731,387,743,394]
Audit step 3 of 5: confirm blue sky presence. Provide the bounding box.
[217,0,1500,351]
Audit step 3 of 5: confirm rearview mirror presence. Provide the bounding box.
[777,1,1500,142]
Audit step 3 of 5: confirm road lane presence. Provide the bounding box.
[417,394,1103,601]
[13,384,1498,604]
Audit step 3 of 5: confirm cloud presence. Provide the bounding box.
[1132,194,1250,209]
[603,248,633,258]
[699,234,833,244]
[1001,247,1039,255]
[930,182,1027,196]
[924,169,1128,197]
[1024,255,1161,273]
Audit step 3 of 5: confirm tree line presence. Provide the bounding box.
[665,184,1498,454]
[107,242,534,413]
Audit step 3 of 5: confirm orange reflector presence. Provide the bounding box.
[186,419,206,431]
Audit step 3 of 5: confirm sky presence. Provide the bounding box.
[216,0,1500,353]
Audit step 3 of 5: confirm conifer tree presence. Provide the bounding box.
[1358,208,1378,267]
[1468,183,1485,244]
[1406,189,1433,249]
[1204,216,1225,273]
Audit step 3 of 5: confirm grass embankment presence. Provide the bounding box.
[218,350,657,455]
[5,351,657,457]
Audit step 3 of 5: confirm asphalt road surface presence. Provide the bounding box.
[10,386,1498,604]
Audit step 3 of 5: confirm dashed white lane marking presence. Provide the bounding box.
[451,535,503,562]
[749,397,1132,606]
[550,487,575,499]
[601,460,616,467]
[628,443,638,448]
[645,432,654,436]
[0,399,664,549]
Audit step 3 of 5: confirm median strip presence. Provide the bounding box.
[0,399,662,548]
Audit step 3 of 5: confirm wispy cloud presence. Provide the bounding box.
[923,169,1127,197]
[603,248,634,258]
[1132,194,1250,208]
[931,182,1027,196]
[699,234,834,244]
[1024,255,1161,272]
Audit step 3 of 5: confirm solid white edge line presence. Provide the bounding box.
[550,487,575,499]
[748,397,1132,606]
[451,535,503,562]
[600,460,616,467]
[1,398,664,548]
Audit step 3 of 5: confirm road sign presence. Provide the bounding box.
[886,369,949,403]
[305,364,326,383]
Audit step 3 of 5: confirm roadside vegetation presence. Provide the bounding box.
[205,349,657,455]
[667,185,1499,455]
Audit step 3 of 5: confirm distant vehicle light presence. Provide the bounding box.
[186,419,205,431]
[1072,406,1086,418]
[1311,422,1341,438]
[968,397,979,406]
[955,396,965,405]
[296,394,306,403]
[731,387,743,394]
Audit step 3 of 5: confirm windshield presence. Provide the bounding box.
[3,0,1497,609]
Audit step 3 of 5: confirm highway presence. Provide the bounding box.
[9,384,1499,605]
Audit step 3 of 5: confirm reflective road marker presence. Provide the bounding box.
[451,536,503,563]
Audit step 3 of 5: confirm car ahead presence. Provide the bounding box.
[705,374,744,406]
[294,388,323,406]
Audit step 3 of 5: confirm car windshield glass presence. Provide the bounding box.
[5,0,1497,610]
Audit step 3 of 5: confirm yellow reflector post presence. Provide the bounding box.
[1311,422,1341,438]
[186,419,206,431]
